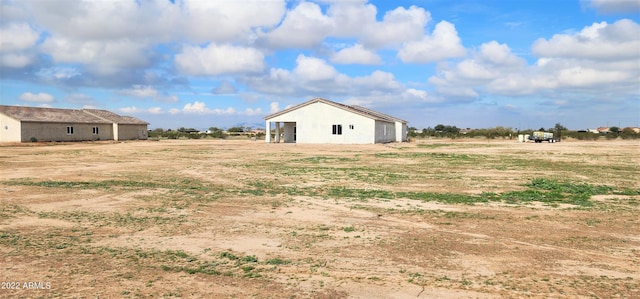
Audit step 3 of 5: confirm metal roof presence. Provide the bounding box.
[0,105,148,125]
[264,98,407,123]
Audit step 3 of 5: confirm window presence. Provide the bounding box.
[349,124,354,130]
[66,126,74,135]
[92,127,99,135]
[332,124,342,135]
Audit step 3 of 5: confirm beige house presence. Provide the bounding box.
[0,105,148,142]
[265,98,408,144]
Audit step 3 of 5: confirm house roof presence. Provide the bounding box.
[264,98,407,123]
[82,109,148,125]
[0,105,148,125]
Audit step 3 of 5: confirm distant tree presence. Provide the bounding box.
[177,127,198,133]
[434,124,445,132]
[554,123,567,141]
[554,123,567,131]
[207,127,225,138]
[443,125,459,134]
[605,126,620,140]
[539,127,546,132]
[148,128,164,138]
[620,127,639,140]
[227,126,244,133]
[421,127,433,137]
[407,126,419,138]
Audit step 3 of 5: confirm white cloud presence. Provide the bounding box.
[116,86,179,103]
[0,52,35,68]
[427,41,528,97]
[478,41,526,66]
[0,23,39,68]
[180,101,262,116]
[26,0,282,77]
[0,23,39,52]
[261,2,334,48]
[352,70,403,91]
[293,55,339,81]
[211,81,238,95]
[175,44,265,76]
[36,67,81,80]
[584,0,640,14]
[119,106,140,114]
[147,107,163,114]
[40,37,151,75]
[19,92,55,103]
[118,85,158,98]
[326,1,378,38]
[343,87,440,108]
[556,67,631,87]
[331,44,382,65]
[182,0,285,43]
[270,102,280,113]
[29,0,177,41]
[360,5,431,48]
[65,93,96,105]
[242,55,406,100]
[398,21,466,63]
[532,19,640,60]
[183,101,210,114]
[239,68,295,96]
[156,95,179,103]
[429,19,640,100]
[259,2,431,49]
[244,107,263,116]
[119,106,164,114]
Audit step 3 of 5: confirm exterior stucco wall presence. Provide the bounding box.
[267,102,375,144]
[0,114,22,142]
[374,120,396,143]
[116,124,148,140]
[396,121,408,142]
[20,122,113,142]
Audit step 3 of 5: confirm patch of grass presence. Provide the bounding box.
[327,187,394,200]
[265,258,290,265]
[292,156,359,164]
[36,210,187,229]
[242,255,258,263]
[0,204,33,218]
[343,226,356,233]
[314,178,636,208]
[374,152,475,162]
[219,251,239,260]
[3,179,163,189]
[398,191,488,205]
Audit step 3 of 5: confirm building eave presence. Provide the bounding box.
[264,98,406,123]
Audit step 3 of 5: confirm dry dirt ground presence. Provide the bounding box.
[0,139,638,298]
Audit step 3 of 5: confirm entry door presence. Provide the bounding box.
[294,126,296,142]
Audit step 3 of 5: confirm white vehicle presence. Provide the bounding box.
[529,131,555,143]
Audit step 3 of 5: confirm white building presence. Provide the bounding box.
[0,105,148,142]
[264,98,407,144]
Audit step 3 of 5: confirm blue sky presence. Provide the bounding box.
[1,0,638,130]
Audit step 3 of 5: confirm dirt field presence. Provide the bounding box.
[1,139,638,298]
